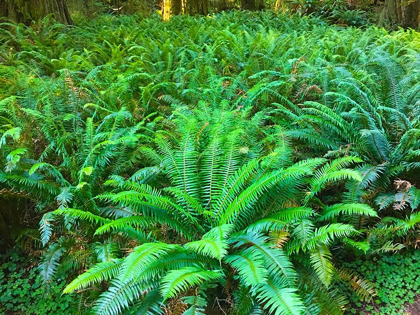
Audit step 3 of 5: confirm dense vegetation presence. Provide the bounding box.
[0,248,79,314]
[2,0,420,28]
[339,250,420,314]
[1,8,420,315]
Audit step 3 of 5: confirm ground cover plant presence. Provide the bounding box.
[0,248,80,314]
[337,250,420,315]
[0,9,420,315]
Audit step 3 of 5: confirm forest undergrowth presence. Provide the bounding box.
[1,11,420,315]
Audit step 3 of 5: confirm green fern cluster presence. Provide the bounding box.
[1,10,420,315]
[54,105,377,314]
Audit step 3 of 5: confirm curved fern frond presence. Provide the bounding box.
[318,203,377,221]
[160,267,222,301]
[119,243,179,282]
[64,259,123,293]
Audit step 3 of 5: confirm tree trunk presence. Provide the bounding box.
[241,0,264,10]
[199,0,208,15]
[162,0,171,20]
[382,0,420,28]
[215,0,231,11]
[0,0,73,25]
[172,0,182,15]
[241,0,256,10]
[162,0,181,20]
[185,0,208,15]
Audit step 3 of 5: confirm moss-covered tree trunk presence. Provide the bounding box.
[0,0,73,24]
[381,0,420,28]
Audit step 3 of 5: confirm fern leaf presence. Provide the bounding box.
[318,203,377,221]
[119,243,179,282]
[252,279,305,315]
[310,244,334,287]
[225,249,268,286]
[64,259,123,293]
[160,267,222,301]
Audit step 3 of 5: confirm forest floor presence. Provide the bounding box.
[405,296,420,315]
[1,10,420,315]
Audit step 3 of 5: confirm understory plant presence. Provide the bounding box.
[1,10,420,315]
[45,105,378,315]
[338,250,420,315]
[0,248,80,315]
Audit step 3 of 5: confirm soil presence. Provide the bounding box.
[405,296,420,315]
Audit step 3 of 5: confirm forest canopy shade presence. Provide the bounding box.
[0,0,419,28]
[0,0,73,24]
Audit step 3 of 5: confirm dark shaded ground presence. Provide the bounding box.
[405,296,420,315]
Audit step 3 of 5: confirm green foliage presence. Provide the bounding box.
[0,10,419,315]
[284,0,371,26]
[54,105,376,315]
[338,251,420,314]
[0,248,80,315]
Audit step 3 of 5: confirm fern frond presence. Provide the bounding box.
[160,267,222,301]
[310,244,334,287]
[252,278,305,315]
[225,249,268,286]
[64,259,123,293]
[119,243,179,282]
[318,203,377,221]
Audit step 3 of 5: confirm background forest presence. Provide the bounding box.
[1,1,420,315]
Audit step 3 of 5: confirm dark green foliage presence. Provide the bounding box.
[338,251,420,314]
[285,0,371,26]
[0,248,80,315]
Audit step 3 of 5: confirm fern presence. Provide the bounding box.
[252,278,305,315]
[64,259,123,293]
[3,13,416,315]
[160,267,222,300]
